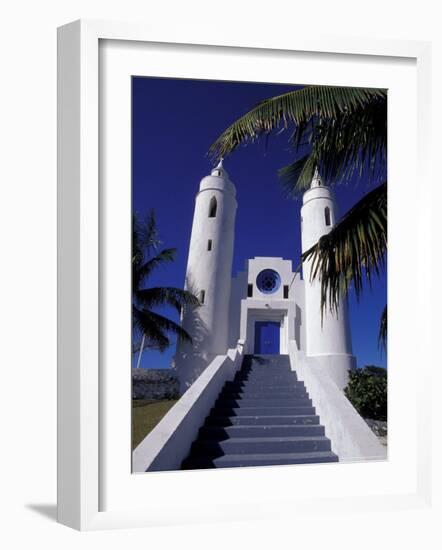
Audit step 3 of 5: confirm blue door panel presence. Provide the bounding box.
[254,321,280,354]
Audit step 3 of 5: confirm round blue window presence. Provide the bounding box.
[256,269,281,294]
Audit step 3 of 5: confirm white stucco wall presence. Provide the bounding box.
[134,345,244,473]
[301,175,355,386]
[246,257,296,301]
[228,269,247,348]
[177,172,357,390]
[288,342,386,462]
[176,164,237,390]
[230,257,305,354]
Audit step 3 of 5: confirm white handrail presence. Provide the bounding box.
[133,345,244,473]
[288,341,386,462]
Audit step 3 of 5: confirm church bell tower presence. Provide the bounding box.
[176,160,237,391]
[301,170,356,388]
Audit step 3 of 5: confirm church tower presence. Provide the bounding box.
[176,160,237,391]
[301,170,355,388]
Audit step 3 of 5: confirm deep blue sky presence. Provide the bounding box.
[132,77,387,370]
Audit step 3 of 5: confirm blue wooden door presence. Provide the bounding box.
[254,321,280,354]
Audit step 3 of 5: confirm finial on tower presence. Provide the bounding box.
[310,167,323,188]
[211,157,229,178]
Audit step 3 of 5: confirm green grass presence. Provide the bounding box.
[132,399,179,450]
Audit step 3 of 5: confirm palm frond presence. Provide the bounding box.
[378,305,387,351]
[209,85,386,157]
[133,248,176,292]
[135,286,201,312]
[132,210,160,264]
[311,99,387,186]
[133,306,171,351]
[133,306,193,351]
[210,85,386,193]
[278,154,318,196]
[302,182,387,314]
[132,211,199,355]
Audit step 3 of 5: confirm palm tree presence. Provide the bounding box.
[209,85,387,347]
[132,210,200,364]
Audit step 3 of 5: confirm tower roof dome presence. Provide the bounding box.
[211,158,229,179]
[302,167,333,205]
[199,158,236,196]
[310,167,324,188]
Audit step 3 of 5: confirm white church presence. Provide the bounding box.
[176,160,355,392]
[133,161,387,472]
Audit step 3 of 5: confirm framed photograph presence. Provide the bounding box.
[57,19,432,530]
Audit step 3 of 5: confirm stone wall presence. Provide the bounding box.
[132,369,179,400]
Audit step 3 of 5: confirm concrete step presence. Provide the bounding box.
[180,354,337,471]
[240,365,292,372]
[205,415,320,427]
[236,366,294,373]
[236,365,293,372]
[211,406,316,416]
[190,435,332,455]
[224,381,305,388]
[182,451,339,469]
[234,375,298,384]
[224,381,305,391]
[243,354,290,361]
[199,424,325,439]
[220,390,309,399]
[215,397,313,408]
[235,369,294,376]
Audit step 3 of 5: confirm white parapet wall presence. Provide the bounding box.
[132,344,244,473]
[288,341,387,462]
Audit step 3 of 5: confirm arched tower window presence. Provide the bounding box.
[208,196,217,218]
[324,206,331,226]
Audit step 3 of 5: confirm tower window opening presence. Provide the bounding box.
[207,239,212,251]
[247,284,253,297]
[200,290,205,304]
[283,285,289,299]
[324,206,331,226]
[208,196,217,218]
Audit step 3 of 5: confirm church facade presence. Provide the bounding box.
[175,161,356,393]
[133,161,386,472]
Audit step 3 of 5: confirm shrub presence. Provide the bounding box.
[344,365,387,421]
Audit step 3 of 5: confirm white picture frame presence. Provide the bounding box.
[57,19,433,531]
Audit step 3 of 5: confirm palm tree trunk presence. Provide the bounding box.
[135,333,146,369]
